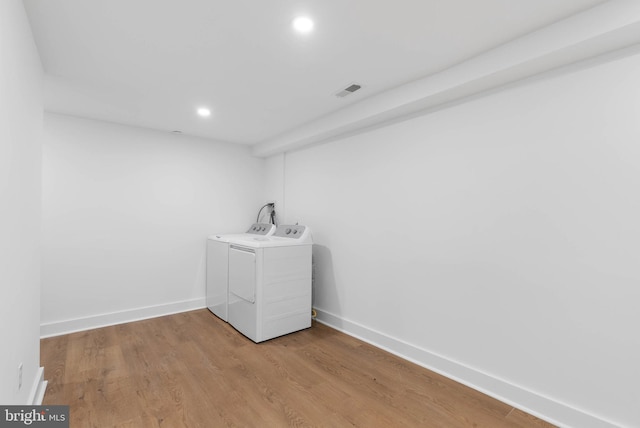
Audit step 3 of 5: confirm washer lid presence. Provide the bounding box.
[208,223,275,242]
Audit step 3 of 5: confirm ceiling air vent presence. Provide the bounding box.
[335,83,362,98]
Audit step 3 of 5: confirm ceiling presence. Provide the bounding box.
[24,0,608,146]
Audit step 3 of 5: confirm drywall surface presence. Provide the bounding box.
[271,51,640,427]
[41,114,264,333]
[0,0,43,404]
[263,154,285,224]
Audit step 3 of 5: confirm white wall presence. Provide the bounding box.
[264,154,285,224]
[267,51,640,427]
[41,113,264,335]
[0,0,44,404]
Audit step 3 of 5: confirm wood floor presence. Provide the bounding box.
[41,309,555,427]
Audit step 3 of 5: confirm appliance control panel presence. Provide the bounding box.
[273,224,306,238]
[246,223,274,235]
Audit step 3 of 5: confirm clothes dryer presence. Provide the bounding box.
[226,224,313,342]
[206,223,275,321]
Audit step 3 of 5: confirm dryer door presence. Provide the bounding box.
[229,245,256,303]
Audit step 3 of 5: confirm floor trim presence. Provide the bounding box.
[40,298,206,338]
[314,308,620,428]
[28,367,47,405]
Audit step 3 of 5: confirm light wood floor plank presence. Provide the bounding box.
[41,309,556,427]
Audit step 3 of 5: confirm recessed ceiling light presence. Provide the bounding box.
[197,107,211,117]
[293,16,314,34]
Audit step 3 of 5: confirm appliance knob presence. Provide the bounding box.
[293,229,298,234]
[286,228,292,234]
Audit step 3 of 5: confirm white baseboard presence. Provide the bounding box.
[40,298,206,338]
[27,367,47,405]
[314,308,620,428]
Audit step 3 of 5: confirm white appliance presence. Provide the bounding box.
[206,223,275,321]
[226,224,313,342]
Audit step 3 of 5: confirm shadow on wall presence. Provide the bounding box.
[312,245,342,326]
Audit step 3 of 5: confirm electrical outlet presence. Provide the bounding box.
[18,363,23,390]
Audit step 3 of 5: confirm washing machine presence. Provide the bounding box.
[226,224,313,342]
[206,223,275,321]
